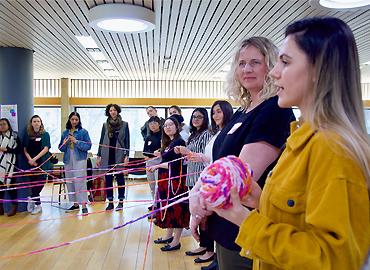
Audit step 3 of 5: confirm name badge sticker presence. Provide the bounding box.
[227,122,242,135]
[35,138,42,141]
[148,141,152,146]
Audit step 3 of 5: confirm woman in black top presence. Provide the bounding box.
[147,116,190,252]
[143,116,162,208]
[189,37,295,270]
[24,115,52,215]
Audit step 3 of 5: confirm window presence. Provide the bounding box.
[34,107,61,152]
[76,107,165,155]
[364,109,370,134]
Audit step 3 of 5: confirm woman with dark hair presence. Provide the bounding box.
[143,116,162,210]
[168,105,190,141]
[147,116,190,252]
[182,101,234,164]
[208,18,370,270]
[210,101,234,135]
[175,108,211,189]
[0,118,20,216]
[179,101,233,266]
[97,104,130,211]
[176,108,212,256]
[24,115,52,215]
[59,112,91,215]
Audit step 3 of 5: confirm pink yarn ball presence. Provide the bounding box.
[199,155,253,209]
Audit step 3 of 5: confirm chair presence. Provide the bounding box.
[126,157,147,181]
[49,162,67,207]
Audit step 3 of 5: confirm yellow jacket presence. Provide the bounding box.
[235,121,369,270]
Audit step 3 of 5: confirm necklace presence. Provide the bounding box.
[170,161,182,196]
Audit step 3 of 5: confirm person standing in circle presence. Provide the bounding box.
[0,118,21,216]
[24,115,52,215]
[206,17,370,270]
[60,112,91,215]
[97,104,130,211]
[190,37,295,270]
[143,116,162,211]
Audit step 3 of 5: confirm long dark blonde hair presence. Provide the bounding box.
[286,17,370,189]
[27,115,45,137]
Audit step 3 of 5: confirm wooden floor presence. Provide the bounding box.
[0,182,206,270]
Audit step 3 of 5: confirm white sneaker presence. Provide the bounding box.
[31,205,42,215]
[27,197,35,213]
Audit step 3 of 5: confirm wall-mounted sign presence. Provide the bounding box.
[0,104,18,132]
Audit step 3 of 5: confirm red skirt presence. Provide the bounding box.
[154,170,190,229]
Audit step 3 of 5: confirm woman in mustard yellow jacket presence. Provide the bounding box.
[207,17,370,270]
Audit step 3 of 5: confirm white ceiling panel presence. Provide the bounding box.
[0,0,368,80]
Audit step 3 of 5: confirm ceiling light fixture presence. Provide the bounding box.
[310,0,370,10]
[86,48,101,52]
[75,35,119,76]
[75,36,99,49]
[88,51,107,61]
[88,3,155,33]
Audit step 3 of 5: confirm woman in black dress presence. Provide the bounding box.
[148,116,190,252]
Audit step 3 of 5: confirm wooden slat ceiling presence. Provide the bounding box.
[0,0,369,80]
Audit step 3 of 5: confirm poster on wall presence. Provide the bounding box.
[0,104,18,132]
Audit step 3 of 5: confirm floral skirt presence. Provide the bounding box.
[154,171,190,229]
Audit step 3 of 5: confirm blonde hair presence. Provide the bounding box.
[225,36,278,109]
[286,18,370,189]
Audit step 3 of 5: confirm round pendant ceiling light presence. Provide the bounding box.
[310,0,370,10]
[88,3,155,33]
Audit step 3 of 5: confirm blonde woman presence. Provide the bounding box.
[189,37,295,270]
[209,17,370,270]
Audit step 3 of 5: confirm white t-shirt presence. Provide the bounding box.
[180,124,190,142]
[203,130,220,164]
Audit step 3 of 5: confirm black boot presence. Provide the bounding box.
[0,203,4,215]
[115,202,124,211]
[105,203,114,211]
